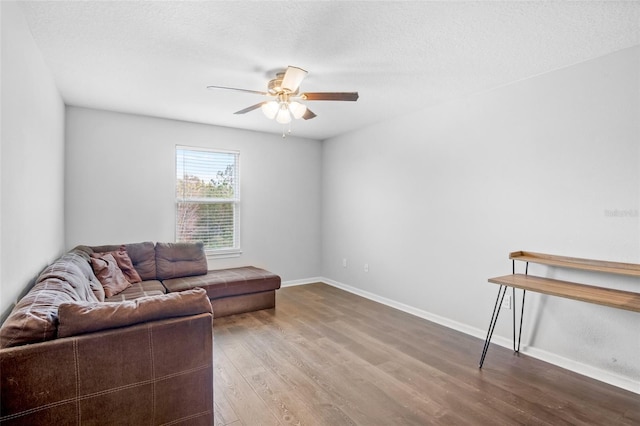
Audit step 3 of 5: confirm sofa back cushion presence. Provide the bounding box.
[0,253,104,349]
[155,242,207,280]
[0,280,76,348]
[90,242,156,281]
[57,288,212,338]
[65,248,106,301]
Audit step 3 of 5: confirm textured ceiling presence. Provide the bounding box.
[18,1,640,140]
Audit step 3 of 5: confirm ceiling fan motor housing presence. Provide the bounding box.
[268,72,298,95]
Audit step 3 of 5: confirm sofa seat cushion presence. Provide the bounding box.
[57,288,212,338]
[163,266,281,300]
[104,280,166,302]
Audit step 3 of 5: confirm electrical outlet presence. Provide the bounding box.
[364,263,369,272]
[501,294,511,310]
[342,258,347,268]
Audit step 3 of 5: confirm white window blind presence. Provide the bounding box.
[175,146,240,253]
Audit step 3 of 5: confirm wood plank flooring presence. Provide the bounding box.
[212,283,639,426]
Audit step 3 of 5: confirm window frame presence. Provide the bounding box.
[175,145,241,258]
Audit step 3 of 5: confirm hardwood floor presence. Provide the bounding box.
[212,283,639,425]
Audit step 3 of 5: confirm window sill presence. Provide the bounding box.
[206,249,243,260]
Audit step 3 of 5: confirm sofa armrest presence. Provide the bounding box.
[0,313,213,425]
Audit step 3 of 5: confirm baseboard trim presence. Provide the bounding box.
[294,278,639,395]
[281,277,324,288]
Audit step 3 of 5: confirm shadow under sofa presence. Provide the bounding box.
[0,241,281,425]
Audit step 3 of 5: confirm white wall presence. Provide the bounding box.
[322,46,640,391]
[0,2,66,315]
[65,107,322,282]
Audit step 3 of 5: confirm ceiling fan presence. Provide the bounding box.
[206,66,359,126]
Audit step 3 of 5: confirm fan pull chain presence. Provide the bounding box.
[281,123,293,138]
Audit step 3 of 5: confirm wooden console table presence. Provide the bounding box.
[478,251,640,368]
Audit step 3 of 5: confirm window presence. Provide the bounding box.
[175,146,240,255]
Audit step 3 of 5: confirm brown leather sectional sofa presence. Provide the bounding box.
[0,241,280,425]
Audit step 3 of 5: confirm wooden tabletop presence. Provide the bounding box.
[509,251,640,277]
[489,274,640,313]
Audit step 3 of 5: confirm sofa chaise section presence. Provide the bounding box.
[163,266,281,318]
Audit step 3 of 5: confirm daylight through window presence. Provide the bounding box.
[175,146,240,253]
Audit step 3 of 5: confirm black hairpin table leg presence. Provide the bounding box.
[479,284,507,368]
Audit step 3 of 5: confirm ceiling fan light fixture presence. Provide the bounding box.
[275,103,292,124]
[289,101,307,119]
[261,101,279,119]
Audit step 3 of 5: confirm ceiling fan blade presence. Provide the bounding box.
[302,109,317,120]
[301,92,359,101]
[207,85,268,96]
[281,66,308,93]
[234,102,265,115]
